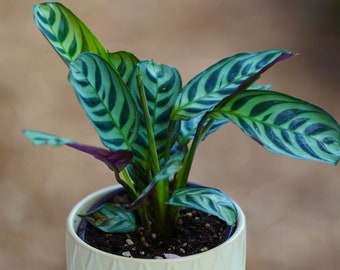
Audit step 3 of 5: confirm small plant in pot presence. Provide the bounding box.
[23,2,340,269]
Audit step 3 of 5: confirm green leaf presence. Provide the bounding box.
[178,114,229,145]
[69,52,139,151]
[66,143,132,172]
[80,203,136,233]
[128,60,182,168]
[168,186,238,226]
[172,49,293,120]
[210,90,340,164]
[22,129,75,146]
[131,152,185,207]
[33,2,112,65]
[22,130,132,171]
[178,83,272,144]
[109,51,140,84]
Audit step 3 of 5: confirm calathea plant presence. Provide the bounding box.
[24,2,340,242]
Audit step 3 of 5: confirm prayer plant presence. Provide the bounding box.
[24,2,340,240]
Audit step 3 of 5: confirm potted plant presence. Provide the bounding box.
[23,2,340,270]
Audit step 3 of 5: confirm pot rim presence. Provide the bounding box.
[67,185,246,263]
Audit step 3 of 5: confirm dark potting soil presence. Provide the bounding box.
[79,191,231,259]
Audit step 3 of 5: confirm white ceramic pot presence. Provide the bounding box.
[66,185,246,270]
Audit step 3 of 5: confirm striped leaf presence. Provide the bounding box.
[66,143,132,172]
[109,51,139,84]
[80,203,136,233]
[168,186,238,226]
[128,60,182,167]
[22,130,132,171]
[69,52,139,151]
[172,49,293,120]
[22,129,75,146]
[210,90,340,164]
[33,2,111,65]
[178,115,228,144]
[131,152,185,207]
[179,84,272,144]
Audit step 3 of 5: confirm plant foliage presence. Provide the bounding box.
[24,2,340,239]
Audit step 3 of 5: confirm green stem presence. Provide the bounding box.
[174,114,210,190]
[121,168,151,231]
[164,120,175,164]
[158,120,176,221]
[137,204,151,231]
[199,118,215,141]
[136,71,160,175]
[168,117,215,229]
[114,169,138,200]
[169,81,259,228]
[122,168,135,190]
[174,77,258,188]
[136,72,168,231]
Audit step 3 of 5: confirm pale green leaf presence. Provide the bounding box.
[33,2,112,66]
[172,49,292,120]
[211,90,340,164]
[132,151,185,207]
[178,83,271,144]
[128,60,182,167]
[109,51,139,84]
[69,52,139,150]
[22,129,74,146]
[168,186,238,226]
[80,203,136,233]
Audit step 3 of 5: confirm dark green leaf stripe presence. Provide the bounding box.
[80,203,136,233]
[168,186,238,226]
[128,60,182,167]
[109,51,139,84]
[33,2,111,65]
[22,130,74,146]
[132,152,185,207]
[179,115,229,144]
[171,49,293,120]
[69,52,139,151]
[179,83,272,144]
[211,90,340,164]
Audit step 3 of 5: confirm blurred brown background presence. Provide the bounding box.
[1,0,340,269]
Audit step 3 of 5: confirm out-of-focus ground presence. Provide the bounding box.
[1,0,340,269]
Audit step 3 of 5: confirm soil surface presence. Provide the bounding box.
[80,192,231,259]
